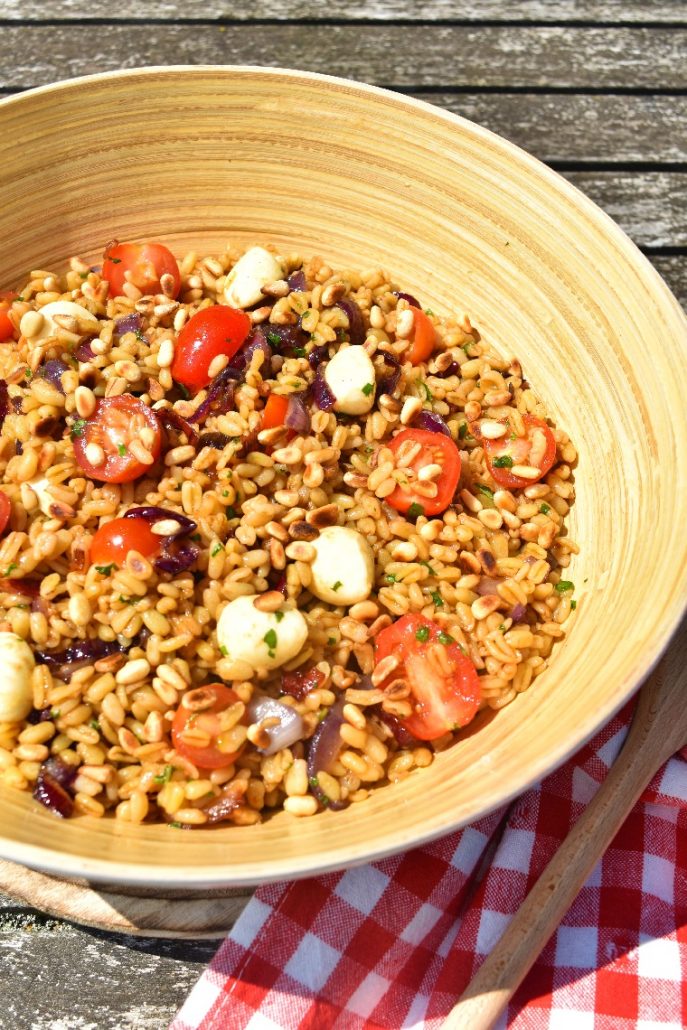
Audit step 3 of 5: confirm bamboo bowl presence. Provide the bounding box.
[0,67,685,888]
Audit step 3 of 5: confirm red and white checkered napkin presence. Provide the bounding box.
[172,701,687,1030]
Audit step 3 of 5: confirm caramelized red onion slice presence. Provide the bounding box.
[376,350,401,397]
[36,359,69,394]
[123,505,199,575]
[284,392,310,433]
[75,339,95,362]
[308,343,329,370]
[247,695,305,756]
[435,361,461,379]
[154,407,199,446]
[0,577,40,597]
[281,666,325,701]
[0,380,7,428]
[187,366,239,425]
[197,431,234,450]
[412,409,452,437]
[335,297,365,346]
[475,576,501,597]
[306,700,347,810]
[115,313,143,336]
[35,637,123,677]
[376,710,422,748]
[312,363,336,411]
[287,269,307,292]
[510,603,527,623]
[33,756,76,818]
[393,290,421,309]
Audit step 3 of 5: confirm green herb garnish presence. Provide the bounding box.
[332,580,343,592]
[385,573,398,584]
[220,645,229,656]
[168,822,182,829]
[362,383,374,396]
[458,421,468,440]
[420,560,436,575]
[117,444,127,456]
[70,418,87,439]
[424,308,434,316]
[154,765,174,786]
[3,563,17,576]
[327,637,336,646]
[415,626,430,642]
[226,506,237,519]
[275,610,285,623]
[555,580,575,594]
[263,628,277,656]
[89,719,100,731]
[419,382,433,402]
[492,455,513,469]
[570,599,577,610]
[407,502,424,519]
[540,503,551,515]
[96,563,117,577]
[476,484,494,500]
[438,631,454,645]
[210,542,224,557]
[108,257,122,264]
[294,347,306,358]
[266,330,282,348]
[431,590,444,607]
[177,383,190,400]
[50,707,61,719]
[190,533,201,542]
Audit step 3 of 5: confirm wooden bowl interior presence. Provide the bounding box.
[0,68,685,886]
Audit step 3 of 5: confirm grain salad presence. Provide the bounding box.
[0,241,578,827]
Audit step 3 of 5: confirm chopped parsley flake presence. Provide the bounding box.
[95,563,116,575]
[419,382,433,402]
[108,257,122,264]
[540,503,551,515]
[458,642,467,655]
[117,444,127,456]
[70,418,87,439]
[327,636,336,646]
[168,822,182,829]
[420,560,436,575]
[219,645,229,656]
[492,455,513,469]
[24,368,33,380]
[431,590,444,607]
[570,599,577,610]
[210,542,224,557]
[263,628,278,656]
[555,580,575,593]
[332,580,343,592]
[294,347,306,358]
[50,707,61,719]
[415,626,430,642]
[407,502,424,519]
[266,330,282,347]
[438,631,454,645]
[385,573,398,584]
[226,506,237,519]
[177,383,190,400]
[190,533,201,542]
[309,776,320,789]
[476,484,494,500]
[458,421,468,440]
[154,765,174,785]
[275,610,285,623]
[424,308,434,316]
[135,329,147,342]
[498,624,506,633]
[3,563,17,576]
[362,383,374,396]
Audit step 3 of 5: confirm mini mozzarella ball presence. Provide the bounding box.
[0,633,35,722]
[324,345,376,416]
[309,526,375,606]
[223,247,284,310]
[30,300,98,344]
[216,594,308,671]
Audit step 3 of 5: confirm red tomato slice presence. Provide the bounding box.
[374,613,481,740]
[406,307,436,364]
[90,516,160,568]
[261,393,289,430]
[0,291,18,342]
[386,428,462,517]
[172,684,247,769]
[0,491,11,535]
[72,395,162,483]
[102,241,181,299]
[478,414,557,489]
[171,306,251,391]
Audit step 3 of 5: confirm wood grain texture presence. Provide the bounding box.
[0,67,686,890]
[0,25,685,90]
[4,0,686,21]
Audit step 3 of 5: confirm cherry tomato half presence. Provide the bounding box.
[90,516,160,568]
[0,491,11,535]
[478,414,557,489]
[406,307,436,365]
[172,684,247,769]
[72,395,162,483]
[0,291,18,342]
[375,613,481,740]
[386,428,462,517]
[261,393,289,430]
[102,241,181,299]
[171,306,251,392]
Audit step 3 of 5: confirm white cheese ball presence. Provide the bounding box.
[309,526,375,606]
[32,300,98,344]
[324,345,376,416]
[0,633,35,722]
[216,594,308,671]
[223,247,284,309]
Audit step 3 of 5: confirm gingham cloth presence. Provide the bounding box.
[172,700,687,1030]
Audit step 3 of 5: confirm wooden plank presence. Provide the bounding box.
[413,93,687,164]
[647,255,687,311]
[0,895,216,1028]
[562,172,686,249]
[0,25,685,91]
[3,0,686,22]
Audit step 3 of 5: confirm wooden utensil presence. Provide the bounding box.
[442,623,687,1030]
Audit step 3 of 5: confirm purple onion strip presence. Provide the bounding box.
[312,364,336,411]
[75,339,95,362]
[393,290,421,309]
[284,392,310,433]
[412,409,452,437]
[115,313,143,336]
[155,407,199,446]
[287,269,307,292]
[37,359,70,395]
[0,380,7,428]
[335,297,365,346]
[187,367,238,426]
[306,701,348,810]
[247,696,305,756]
[33,757,77,818]
[376,351,401,397]
[123,505,199,575]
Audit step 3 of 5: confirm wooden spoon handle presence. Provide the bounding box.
[441,632,687,1030]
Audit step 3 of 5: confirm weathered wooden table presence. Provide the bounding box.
[0,2,684,1026]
